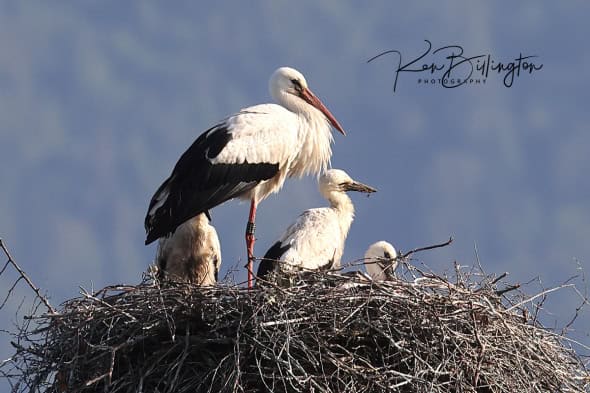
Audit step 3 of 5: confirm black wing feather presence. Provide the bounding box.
[256,241,292,279]
[145,124,279,244]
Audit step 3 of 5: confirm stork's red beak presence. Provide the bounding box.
[300,87,346,136]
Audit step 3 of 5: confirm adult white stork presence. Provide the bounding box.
[364,241,398,281]
[257,169,376,279]
[156,213,221,285]
[144,67,345,288]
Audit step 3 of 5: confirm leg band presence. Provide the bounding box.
[246,221,256,236]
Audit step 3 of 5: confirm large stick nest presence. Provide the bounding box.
[3,266,590,393]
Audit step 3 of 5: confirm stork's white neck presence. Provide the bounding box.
[272,90,333,178]
[294,112,333,178]
[324,190,355,242]
[272,89,302,114]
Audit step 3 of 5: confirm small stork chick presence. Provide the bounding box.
[156,213,221,285]
[364,241,398,281]
[257,169,376,279]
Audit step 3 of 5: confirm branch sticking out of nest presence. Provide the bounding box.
[0,239,55,314]
[2,263,589,392]
[399,236,454,259]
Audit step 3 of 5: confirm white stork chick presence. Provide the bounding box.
[364,241,398,281]
[257,169,376,279]
[156,213,221,285]
[144,67,345,287]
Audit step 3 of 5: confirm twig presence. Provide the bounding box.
[0,238,56,314]
[495,284,521,297]
[490,272,508,286]
[0,276,23,310]
[360,236,454,271]
[505,284,575,312]
[400,237,454,259]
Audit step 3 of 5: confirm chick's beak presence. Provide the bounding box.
[342,181,377,194]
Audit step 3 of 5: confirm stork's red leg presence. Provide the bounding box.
[245,199,257,288]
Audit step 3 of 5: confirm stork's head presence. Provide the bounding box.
[364,241,398,281]
[269,67,346,135]
[319,169,376,197]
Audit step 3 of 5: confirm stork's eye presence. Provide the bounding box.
[291,79,303,92]
[383,251,392,259]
